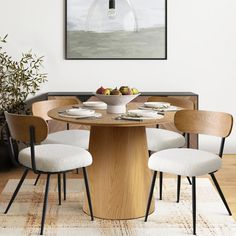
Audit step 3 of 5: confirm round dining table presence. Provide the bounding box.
[48,103,175,220]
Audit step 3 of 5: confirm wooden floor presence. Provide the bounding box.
[0,155,235,220]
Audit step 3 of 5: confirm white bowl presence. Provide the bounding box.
[95,93,141,113]
[66,108,95,116]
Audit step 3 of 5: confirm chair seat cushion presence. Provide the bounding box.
[146,128,185,152]
[148,148,222,177]
[19,144,92,172]
[42,130,90,150]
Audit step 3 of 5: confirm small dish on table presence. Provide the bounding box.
[116,109,164,121]
[144,102,170,109]
[139,102,181,112]
[58,108,102,119]
[83,101,107,110]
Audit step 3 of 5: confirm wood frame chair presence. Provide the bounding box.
[32,99,90,200]
[32,98,79,123]
[145,110,233,235]
[4,112,94,235]
[146,96,194,200]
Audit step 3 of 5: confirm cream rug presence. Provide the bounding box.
[0,178,235,236]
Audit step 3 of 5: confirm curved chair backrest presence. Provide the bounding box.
[32,99,79,121]
[147,96,194,110]
[174,110,233,138]
[4,112,48,143]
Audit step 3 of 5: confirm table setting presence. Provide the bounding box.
[114,110,164,121]
[139,102,182,112]
[58,108,103,119]
[54,86,178,122]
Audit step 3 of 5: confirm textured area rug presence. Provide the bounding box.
[0,178,235,236]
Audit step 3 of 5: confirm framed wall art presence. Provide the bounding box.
[65,0,167,60]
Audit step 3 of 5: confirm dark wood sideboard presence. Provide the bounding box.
[46,92,198,149]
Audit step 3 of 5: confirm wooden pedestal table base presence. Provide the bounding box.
[83,126,155,220]
[48,103,173,220]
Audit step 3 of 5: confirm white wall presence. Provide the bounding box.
[1,0,236,153]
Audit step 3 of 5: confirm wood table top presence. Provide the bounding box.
[47,103,175,127]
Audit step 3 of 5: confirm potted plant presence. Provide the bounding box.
[0,35,47,170]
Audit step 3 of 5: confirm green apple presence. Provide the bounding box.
[131,88,139,95]
[119,86,132,95]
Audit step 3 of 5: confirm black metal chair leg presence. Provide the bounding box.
[159,172,163,200]
[82,167,94,221]
[192,177,196,235]
[145,171,157,222]
[63,173,66,201]
[34,174,41,186]
[210,173,232,215]
[177,175,181,203]
[40,174,51,235]
[4,169,29,214]
[58,174,61,205]
[187,177,192,185]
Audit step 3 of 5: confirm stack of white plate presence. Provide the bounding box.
[125,110,163,120]
[59,108,101,118]
[139,102,180,112]
[144,102,170,109]
[83,101,107,110]
[66,108,95,116]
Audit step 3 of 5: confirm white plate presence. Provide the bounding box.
[83,101,107,109]
[128,109,159,118]
[139,105,180,112]
[144,102,171,108]
[121,114,164,120]
[65,108,95,116]
[59,112,102,119]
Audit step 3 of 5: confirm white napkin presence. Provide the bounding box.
[127,109,159,118]
[144,102,170,109]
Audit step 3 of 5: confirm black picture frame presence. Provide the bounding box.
[65,0,167,60]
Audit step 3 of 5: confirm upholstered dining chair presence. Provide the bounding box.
[146,96,194,200]
[4,112,94,235]
[32,99,90,200]
[145,110,233,235]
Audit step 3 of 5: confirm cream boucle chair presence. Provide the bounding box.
[145,110,233,235]
[4,112,93,235]
[32,99,90,199]
[146,96,194,200]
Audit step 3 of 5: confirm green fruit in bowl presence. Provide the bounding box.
[119,86,132,95]
[110,87,122,95]
[119,86,128,92]
[131,88,139,95]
